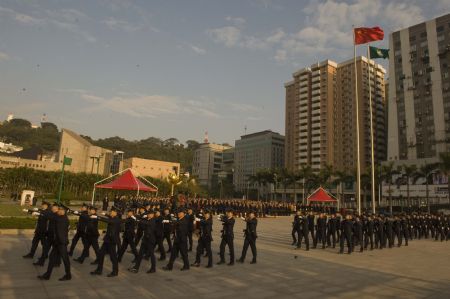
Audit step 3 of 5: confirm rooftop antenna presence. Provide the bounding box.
[244,125,247,135]
[204,131,209,144]
[41,113,47,122]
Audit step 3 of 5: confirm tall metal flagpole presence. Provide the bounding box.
[354,28,362,215]
[367,46,377,214]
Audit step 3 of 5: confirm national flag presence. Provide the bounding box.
[369,46,389,59]
[354,27,384,45]
[63,156,72,166]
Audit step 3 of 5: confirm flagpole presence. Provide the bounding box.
[354,28,362,216]
[57,155,66,204]
[367,46,376,214]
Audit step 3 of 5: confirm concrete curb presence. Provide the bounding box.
[0,229,35,235]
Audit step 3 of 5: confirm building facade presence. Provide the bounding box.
[233,130,285,192]
[285,60,337,172]
[192,143,232,188]
[58,129,113,176]
[387,13,450,164]
[122,157,180,179]
[285,57,387,173]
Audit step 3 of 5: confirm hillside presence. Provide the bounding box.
[0,119,199,170]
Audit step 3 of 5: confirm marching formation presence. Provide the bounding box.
[21,199,259,281]
[291,210,450,254]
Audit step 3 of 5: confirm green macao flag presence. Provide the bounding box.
[369,46,389,59]
[63,156,72,166]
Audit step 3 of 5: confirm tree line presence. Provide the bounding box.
[0,118,201,170]
[246,153,450,213]
[0,167,206,202]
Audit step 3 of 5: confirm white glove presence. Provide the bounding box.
[22,209,29,213]
[195,218,201,222]
[241,217,245,221]
[32,212,40,216]
[131,216,136,220]
[162,220,170,223]
[101,212,106,216]
[90,215,98,219]
[73,211,80,215]
[33,208,39,211]
[217,216,221,220]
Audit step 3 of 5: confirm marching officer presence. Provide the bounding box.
[68,203,89,257]
[129,210,157,274]
[118,209,139,263]
[90,207,121,277]
[74,205,100,264]
[237,211,258,264]
[37,205,71,281]
[192,210,213,268]
[217,209,235,266]
[163,209,190,271]
[23,201,50,260]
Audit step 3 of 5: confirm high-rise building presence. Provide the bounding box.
[192,142,232,188]
[387,13,450,163]
[285,60,337,172]
[233,130,284,192]
[285,57,387,173]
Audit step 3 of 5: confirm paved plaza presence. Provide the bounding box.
[0,216,449,299]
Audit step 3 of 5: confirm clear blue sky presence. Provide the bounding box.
[1,0,448,144]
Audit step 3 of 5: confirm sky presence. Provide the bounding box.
[1,0,449,145]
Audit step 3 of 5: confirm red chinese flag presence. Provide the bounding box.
[354,27,384,45]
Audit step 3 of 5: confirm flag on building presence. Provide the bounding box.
[63,156,72,166]
[354,27,384,45]
[369,46,389,59]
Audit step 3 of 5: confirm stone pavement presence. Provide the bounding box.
[0,217,449,299]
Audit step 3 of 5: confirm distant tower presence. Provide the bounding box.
[204,131,209,144]
[41,113,47,123]
[6,113,14,122]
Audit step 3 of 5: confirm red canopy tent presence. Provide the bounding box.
[91,169,157,204]
[307,187,338,204]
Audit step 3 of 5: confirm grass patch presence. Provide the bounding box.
[0,204,26,217]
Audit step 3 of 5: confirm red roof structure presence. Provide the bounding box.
[96,170,157,192]
[307,187,338,203]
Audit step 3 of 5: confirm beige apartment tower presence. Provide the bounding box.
[388,13,450,164]
[285,57,387,173]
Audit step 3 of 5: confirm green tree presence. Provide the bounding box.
[413,163,438,213]
[381,162,400,215]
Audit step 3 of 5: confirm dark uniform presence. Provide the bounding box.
[118,214,139,262]
[339,217,353,254]
[154,213,166,260]
[23,206,50,259]
[327,215,338,248]
[218,215,235,265]
[162,211,173,253]
[76,209,100,263]
[38,211,71,281]
[238,216,257,263]
[164,214,190,271]
[68,209,88,256]
[131,215,157,273]
[296,215,310,250]
[193,216,213,267]
[91,213,121,277]
[314,214,327,249]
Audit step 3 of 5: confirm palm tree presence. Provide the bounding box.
[318,163,333,187]
[332,170,351,209]
[381,162,400,215]
[439,152,450,201]
[397,164,417,210]
[413,163,438,213]
[361,172,371,211]
[277,168,291,201]
[298,165,315,204]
